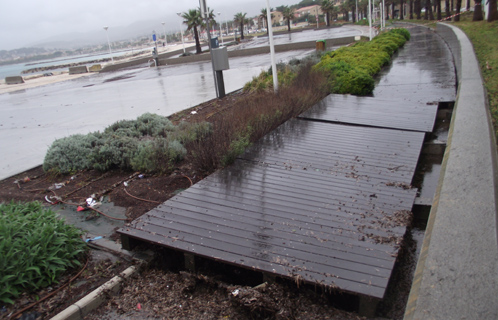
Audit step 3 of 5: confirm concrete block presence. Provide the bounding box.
[68,66,88,74]
[88,64,102,72]
[5,76,24,84]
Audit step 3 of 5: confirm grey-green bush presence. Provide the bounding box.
[43,113,206,174]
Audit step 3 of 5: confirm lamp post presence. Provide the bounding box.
[266,0,278,93]
[161,21,168,48]
[103,26,113,62]
[176,12,186,54]
[218,12,224,45]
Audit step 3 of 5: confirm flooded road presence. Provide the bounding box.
[0,50,313,180]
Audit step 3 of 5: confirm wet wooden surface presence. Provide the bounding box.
[118,27,456,300]
[120,120,424,299]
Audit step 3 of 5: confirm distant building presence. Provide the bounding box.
[295,5,323,18]
[271,11,284,26]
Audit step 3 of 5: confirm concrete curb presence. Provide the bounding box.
[49,266,137,320]
[48,236,154,320]
[404,23,498,319]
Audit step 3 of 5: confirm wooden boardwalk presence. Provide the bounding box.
[118,26,456,303]
[299,95,438,132]
[120,120,424,299]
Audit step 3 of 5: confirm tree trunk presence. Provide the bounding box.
[466,0,470,10]
[437,0,442,19]
[327,12,331,26]
[400,0,405,19]
[287,19,291,32]
[446,0,451,18]
[392,2,396,18]
[451,0,454,13]
[353,6,357,22]
[473,0,483,20]
[489,0,498,21]
[429,0,434,19]
[194,27,202,54]
[410,0,414,18]
[454,0,461,21]
[416,0,422,18]
[240,22,245,39]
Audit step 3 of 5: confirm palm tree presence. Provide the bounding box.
[321,0,334,26]
[259,8,273,33]
[181,9,203,54]
[282,6,296,32]
[234,12,247,40]
[204,7,217,31]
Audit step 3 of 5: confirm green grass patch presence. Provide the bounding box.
[0,201,88,304]
[453,18,498,140]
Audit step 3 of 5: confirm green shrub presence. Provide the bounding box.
[44,113,207,174]
[390,27,411,40]
[313,28,410,95]
[0,201,87,304]
[42,133,102,174]
[91,135,138,171]
[221,132,252,167]
[135,113,175,136]
[335,69,375,95]
[130,138,187,173]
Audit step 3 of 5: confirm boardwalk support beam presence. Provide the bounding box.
[184,253,196,272]
[358,296,379,317]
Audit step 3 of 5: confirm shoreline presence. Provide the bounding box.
[0,71,95,94]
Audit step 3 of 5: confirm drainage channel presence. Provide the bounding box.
[413,101,455,229]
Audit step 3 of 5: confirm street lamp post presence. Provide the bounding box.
[103,26,113,62]
[218,12,224,45]
[161,22,168,48]
[176,13,186,54]
[266,0,278,93]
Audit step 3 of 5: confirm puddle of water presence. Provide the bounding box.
[418,162,441,200]
[54,200,127,238]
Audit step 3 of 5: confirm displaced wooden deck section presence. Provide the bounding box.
[299,95,439,132]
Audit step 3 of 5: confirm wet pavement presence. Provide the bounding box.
[231,25,367,50]
[0,49,313,180]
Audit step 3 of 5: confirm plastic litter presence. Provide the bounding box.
[44,195,59,205]
[137,303,142,310]
[86,198,97,207]
[232,289,240,296]
[124,181,129,187]
[77,206,88,212]
[85,236,103,243]
[49,183,65,190]
[138,174,145,179]
[191,111,197,115]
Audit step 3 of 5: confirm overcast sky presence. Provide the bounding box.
[0,0,299,51]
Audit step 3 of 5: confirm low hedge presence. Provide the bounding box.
[313,28,410,95]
